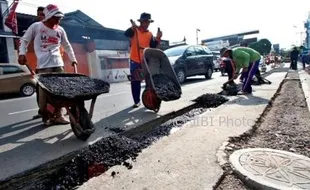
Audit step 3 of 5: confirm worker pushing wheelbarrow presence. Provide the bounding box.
[141,48,182,112]
[125,13,182,112]
[25,64,110,141]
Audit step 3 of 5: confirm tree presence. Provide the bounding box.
[249,38,272,55]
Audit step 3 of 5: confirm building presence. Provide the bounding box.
[201,30,259,50]
[14,10,130,82]
[305,12,310,49]
[273,44,280,54]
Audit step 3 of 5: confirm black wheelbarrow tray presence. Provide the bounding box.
[36,73,110,141]
[141,48,182,111]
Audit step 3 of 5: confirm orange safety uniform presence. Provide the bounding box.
[125,27,160,63]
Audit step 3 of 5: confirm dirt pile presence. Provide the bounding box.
[152,74,181,101]
[216,76,310,189]
[38,74,110,99]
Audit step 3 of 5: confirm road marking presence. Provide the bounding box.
[7,92,128,115]
[8,108,38,115]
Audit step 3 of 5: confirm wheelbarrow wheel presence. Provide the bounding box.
[70,104,95,141]
[142,88,161,113]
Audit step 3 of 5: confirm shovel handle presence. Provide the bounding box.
[25,64,36,76]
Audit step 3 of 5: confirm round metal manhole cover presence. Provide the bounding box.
[229,148,310,190]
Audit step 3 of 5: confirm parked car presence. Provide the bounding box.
[212,51,221,71]
[0,63,36,96]
[164,45,214,84]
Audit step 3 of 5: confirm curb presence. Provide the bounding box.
[298,70,310,114]
[213,70,290,189]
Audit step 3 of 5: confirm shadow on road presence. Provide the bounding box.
[0,105,160,180]
[90,106,160,138]
[0,93,25,101]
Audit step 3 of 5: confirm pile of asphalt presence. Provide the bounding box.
[152,74,182,101]
[38,74,110,99]
[19,93,228,190]
[193,93,229,107]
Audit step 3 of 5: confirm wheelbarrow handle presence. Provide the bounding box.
[73,64,78,74]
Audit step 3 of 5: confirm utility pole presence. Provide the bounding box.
[196,29,200,45]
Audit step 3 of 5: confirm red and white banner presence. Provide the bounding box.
[4,0,19,34]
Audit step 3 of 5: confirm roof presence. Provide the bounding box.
[16,10,104,29]
[61,10,104,28]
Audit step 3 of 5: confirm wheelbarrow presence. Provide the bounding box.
[26,64,110,141]
[141,48,182,112]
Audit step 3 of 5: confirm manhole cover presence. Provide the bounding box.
[230,148,310,190]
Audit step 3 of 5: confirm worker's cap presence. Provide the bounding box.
[220,47,232,57]
[43,4,64,21]
[138,12,154,23]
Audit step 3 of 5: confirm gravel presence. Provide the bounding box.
[38,74,110,99]
[152,74,182,101]
[216,74,310,189]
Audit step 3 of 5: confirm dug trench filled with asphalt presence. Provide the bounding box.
[0,93,228,190]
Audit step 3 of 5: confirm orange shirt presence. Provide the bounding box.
[130,28,152,63]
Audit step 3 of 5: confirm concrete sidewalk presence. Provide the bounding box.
[77,71,288,190]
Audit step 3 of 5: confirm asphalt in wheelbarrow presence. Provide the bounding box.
[152,74,181,101]
[38,74,110,99]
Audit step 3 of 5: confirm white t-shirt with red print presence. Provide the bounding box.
[19,22,77,69]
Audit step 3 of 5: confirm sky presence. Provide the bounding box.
[10,0,310,49]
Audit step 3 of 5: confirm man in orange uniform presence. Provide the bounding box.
[125,13,162,108]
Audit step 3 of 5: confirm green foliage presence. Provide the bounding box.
[249,38,272,55]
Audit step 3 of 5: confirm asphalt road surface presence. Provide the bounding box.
[0,66,273,181]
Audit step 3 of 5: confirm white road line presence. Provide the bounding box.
[8,108,38,115]
[7,92,128,115]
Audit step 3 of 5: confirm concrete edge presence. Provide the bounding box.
[212,71,289,190]
[298,70,310,114]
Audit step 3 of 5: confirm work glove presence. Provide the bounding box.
[72,61,77,66]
